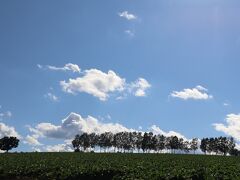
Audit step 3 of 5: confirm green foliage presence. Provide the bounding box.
[0,136,19,152]
[0,153,240,179]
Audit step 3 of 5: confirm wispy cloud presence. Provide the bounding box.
[38,63,81,73]
[0,111,12,120]
[44,93,59,102]
[24,135,42,146]
[125,30,135,37]
[223,102,230,106]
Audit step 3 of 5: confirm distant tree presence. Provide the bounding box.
[136,132,143,153]
[80,133,90,151]
[183,140,190,154]
[0,136,19,152]
[142,132,149,153]
[151,135,158,152]
[227,137,235,155]
[190,138,198,154]
[89,133,98,151]
[72,134,82,152]
[178,138,184,153]
[217,136,235,155]
[229,148,240,156]
[169,136,179,154]
[98,133,106,152]
[156,135,166,153]
[200,138,208,154]
[104,132,114,152]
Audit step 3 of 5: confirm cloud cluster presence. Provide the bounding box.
[38,63,80,73]
[60,68,151,101]
[171,85,213,100]
[25,112,189,152]
[28,112,132,140]
[213,114,240,141]
[118,11,137,20]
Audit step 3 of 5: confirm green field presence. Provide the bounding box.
[0,153,240,179]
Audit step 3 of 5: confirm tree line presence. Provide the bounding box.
[72,131,240,156]
[0,132,239,156]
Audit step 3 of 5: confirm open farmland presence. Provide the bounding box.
[0,153,240,179]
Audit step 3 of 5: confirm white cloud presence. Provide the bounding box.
[45,143,73,152]
[149,125,186,139]
[44,93,59,102]
[60,69,151,101]
[213,114,240,141]
[171,85,213,100]
[0,122,20,138]
[118,11,137,20]
[125,30,135,37]
[24,135,42,146]
[40,65,150,101]
[60,69,126,101]
[130,78,151,97]
[28,112,132,140]
[38,63,81,73]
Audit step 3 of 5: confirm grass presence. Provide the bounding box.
[0,152,240,179]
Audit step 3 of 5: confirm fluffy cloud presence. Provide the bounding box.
[118,11,137,20]
[0,123,20,138]
[61,69,125,101]
[149,125,186,139]
[213,114,240,141]
[44,93,59,102]
[38,63,80,73]
[60,68,151,101]
[130,78,151,97]
[28,112,132,140]
[171,85,213,100]
[24,135,42,146]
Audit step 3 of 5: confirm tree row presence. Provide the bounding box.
[72,132,238,156]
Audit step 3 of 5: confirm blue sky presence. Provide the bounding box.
[1,0,240,152]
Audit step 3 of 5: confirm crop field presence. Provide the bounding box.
[0,153,240,179]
